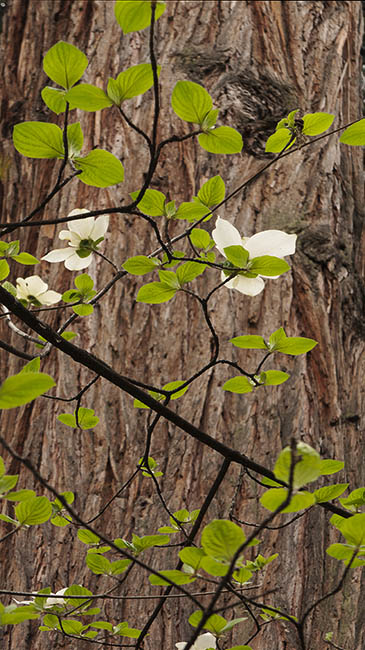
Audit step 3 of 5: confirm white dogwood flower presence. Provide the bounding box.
[16,275,62,306]
[212,216,296,296]
[42,209,109,271]
[13,587,68,608]
[175,632,216,650]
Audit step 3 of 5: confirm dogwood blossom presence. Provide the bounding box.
[175,632,217,650]
[212,216,296,296]
[16,275,62,306]
[42,209,109,271]
[13,587,68,608]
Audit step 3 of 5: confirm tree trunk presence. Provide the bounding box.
[0,1,364,649]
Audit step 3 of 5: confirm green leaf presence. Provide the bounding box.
[11,252,40,265]
[86,553,111,575]
[176,261,206,285]
[221,618,248,633]
[175,201,210,222]
[189,610,227,635]
[171,80,213,124]
[319,460,344,475]
[0,474,19,494]
[260,488,315,513]
[249,256,290,276]
[265,128,293,153]
[130,188,166,216]
[197,175,225,207]
[274,442,322,489]
[41,87,71,115]
[13,122,64,159]
[190,229,212,249]
[61,331,78,342]
[1,280,17,296]
[163,380,189,400]
[123,255,160,275]
[57,407,99,430]
[65,84,112,111]
[0,605,41,625]
[178,547,206,570]
[67,122,84,157]
[15,496,52,525]
[112,63,161,103]
[149,569,196,586]
[222,377,253,394]
[91,621,113,631]
[0,260,10,281]
[19,358,40,374]
[232,567,253,584]
[230,335,268,350]
[302,112,334,136]
[131,533,170,552]
[258,370,289,386]
[78,529,100,544]
[114,0,166,33]
[339,488,365,511]
[5,489,35,501]
[314,484,349,504]
[201,519,245,562]
[74,273,94,292]
[200,556,231,577]
[113,621,141,638]
[223,245,249,268]
[110,559,132,575]
[43,41,88,89]
[51,514,70,527]
[226,646,252,650]
[0,372,55,409]
[198,126,243,154]
[136,282,177,304]
[273,337,318,356]
[73,303,94,316]
[339,119,365,146]
[74,149,124,187]
[340,513,365,545]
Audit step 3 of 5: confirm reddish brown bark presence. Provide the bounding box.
[0,1,364,649]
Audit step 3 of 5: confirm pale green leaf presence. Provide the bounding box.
[302,112,334,136]
[65,84,113,111]
[171,80,212,124]
[15,496,52,525]
[222,376,253,394]
[123,255,160,275]
[230,335,268,350]
[74,149,124,187]
[43,41,88,89]
[198,126,243,154]
[0,372,55,409]
[197,175,225,207]
[13,122,64,159]
[201,519,245,561]
[339,119,365,146]
[260,488,315,513]
[314,484,349,503]
[114,0,166,33]
[265,128,293,153]
[136,282,177,304]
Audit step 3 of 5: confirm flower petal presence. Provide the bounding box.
[175,643,187,650]
[42,248,75,263]
[64,252,93,271]
[68,216,95,239]
[16,275,48,298]
[212,217,243,256]
[58,230,73,241]
[90,214,109,241]
[40,290,62,305]
[195,633,217,649]
[245,230,297,259]
[222,271,265,296]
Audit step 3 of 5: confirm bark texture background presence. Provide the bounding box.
[0,1,364,649]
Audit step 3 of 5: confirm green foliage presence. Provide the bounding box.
[339,119,365,145]
[43,41,88,90]
[149,569,196,586]
[108,63,161,104]
[265,110,334,152]
[114,0,166,33]
[13,122,65,159]
[313,484,349,504]
[222,376,253,394]
[62,273,96,316]
[327,513,365,567]
[188,610,247,636]
[198,126,243,154]
[122,255,160,275]
[172,80,213,124]
[196,175,225,207]
[15,496,52,525]
[130,188,167,216]
[136,281,177,303]
[138,456,163,477]
[0,371,55,409]
[73,149,124,187]
[57,407,99,430]
[159,508,200,533]
[65,84,113,111]
[339,487,365,512]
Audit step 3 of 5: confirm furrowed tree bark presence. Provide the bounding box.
[0,1,364,649]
